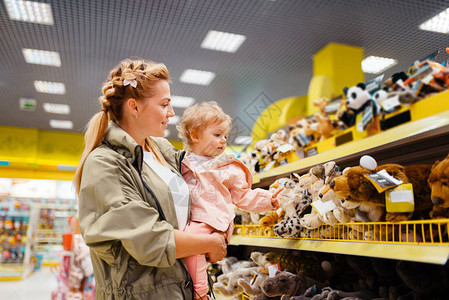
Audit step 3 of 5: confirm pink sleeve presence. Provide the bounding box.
[227,162,274,213]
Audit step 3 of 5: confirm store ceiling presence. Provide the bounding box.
[1,0,449,143]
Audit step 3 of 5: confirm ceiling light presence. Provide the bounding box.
[43,103,70,114]
[201,30,246,53]
[171,96,195,108]
[234,136,253,145]
[168,115,180,125]
[179,69,215,86]
[5,0,54,25]
[22,48,61,67]
[34,81,66,94]
[361,56,397,74]
[49,120,73,129]
[419,8,449,34]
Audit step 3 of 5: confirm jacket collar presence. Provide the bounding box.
[103,121,143,172]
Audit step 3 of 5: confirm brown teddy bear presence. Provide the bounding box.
[428,153,449,219]
[330,157,433,222]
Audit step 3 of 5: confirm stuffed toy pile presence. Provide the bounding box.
[214,251,449,300]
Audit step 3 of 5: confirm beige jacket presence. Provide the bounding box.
[79,121,193,299]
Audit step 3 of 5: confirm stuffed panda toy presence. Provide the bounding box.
[338,83,378,128]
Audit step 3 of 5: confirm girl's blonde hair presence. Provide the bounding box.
[74,58,170,195]
[177,101,232,151]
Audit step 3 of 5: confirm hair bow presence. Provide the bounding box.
[124,79,137,88]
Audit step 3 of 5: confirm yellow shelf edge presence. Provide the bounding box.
[259,108,449,179]
[230,236,449,265]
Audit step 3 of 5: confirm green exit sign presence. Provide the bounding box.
[19,98,36,111]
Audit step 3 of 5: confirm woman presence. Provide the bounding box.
[74,58,226,299]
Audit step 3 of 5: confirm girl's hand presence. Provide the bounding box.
[271,188,283,209]
[205,232,226,263]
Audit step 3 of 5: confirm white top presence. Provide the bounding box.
[143,151,190,231]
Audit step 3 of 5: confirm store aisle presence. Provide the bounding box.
[0,267,57,300]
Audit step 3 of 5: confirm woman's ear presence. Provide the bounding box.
[126,98,139,116]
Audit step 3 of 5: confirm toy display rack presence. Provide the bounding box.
[253,91,449,188]
[243,91,449,267]
[231,219,449,265]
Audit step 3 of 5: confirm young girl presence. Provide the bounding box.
[178,101,280,299]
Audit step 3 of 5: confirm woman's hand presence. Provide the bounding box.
[205,232,226,263]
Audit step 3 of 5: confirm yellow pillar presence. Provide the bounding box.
[308,43,364,115]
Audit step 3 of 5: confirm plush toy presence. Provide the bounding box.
[385,71,409,89]
[259,209,285,227]
[299,162,342,229]
[372,89,419,113]
[330,157,433,222]
[253,139,276,172]
[273,188,312,237]
[261,270,325,298]
[237,272,268,297]
[314,113,337,142]
[312,97,329,115]
[428,154,449,219]
[273,174,314,237]
[217,256,255,275]
[238,151,259,175]
[213,263,258,298]
[280,287,377,300]
[238,251,275,297]
[270,129,289,148]
[433,70,449,90]
[288,118,319,149]
[338,83,378,128]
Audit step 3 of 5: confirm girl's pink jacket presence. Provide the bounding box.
[181,153,274,233]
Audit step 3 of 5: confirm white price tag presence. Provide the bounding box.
[381,95,401,112]
[311,199,337,216]
[268,263,280,277]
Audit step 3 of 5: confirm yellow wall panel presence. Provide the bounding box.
[36,130,84,166]
[250,95,307,147]
[0,126,39,163]
[313,43,364,97]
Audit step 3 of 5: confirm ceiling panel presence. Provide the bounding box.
[1,0,448,141]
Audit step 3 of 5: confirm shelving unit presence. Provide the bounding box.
[231,218,449,265]
[241,91,449,266]
[254,90,449,188]
[34,203,76,266]
[0,200,38,280]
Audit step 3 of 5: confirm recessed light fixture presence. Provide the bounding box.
[180,69,216,86]
[201,30,246,53]
[234,136,253,145]
[34,81,66,94]
[22,48,61,67]
[168,115,180,125]
[419,8,449,34]
[361,56,397,74]
[49,120,73,129]
[5,0,54,25]
[43,103,70,114]
[171,96,195,108]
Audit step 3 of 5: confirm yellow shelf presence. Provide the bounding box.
[230,236,449,265]
[231,220,449,265]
